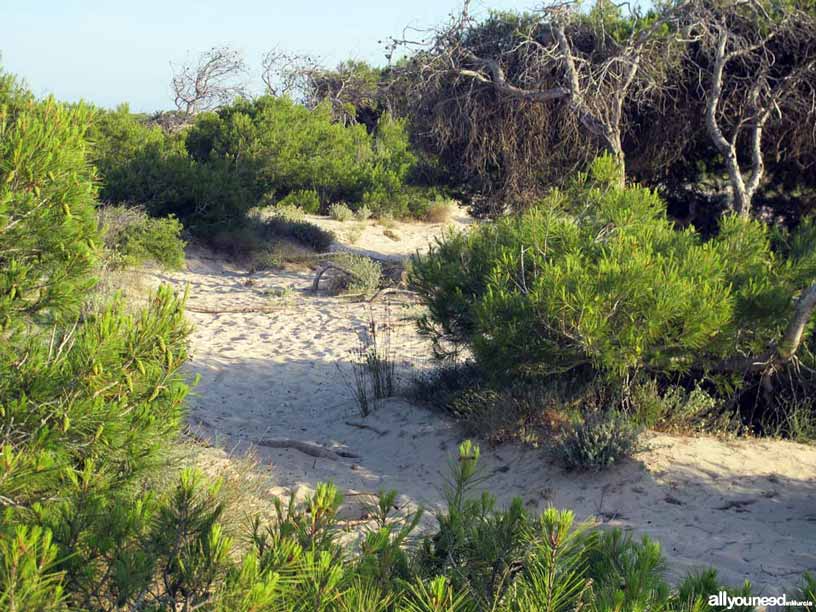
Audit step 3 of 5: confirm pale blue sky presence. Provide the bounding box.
[1,0,536,112]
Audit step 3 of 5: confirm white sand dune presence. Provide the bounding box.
[152,215,816,595]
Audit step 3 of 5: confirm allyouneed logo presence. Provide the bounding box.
[709,591,814,609]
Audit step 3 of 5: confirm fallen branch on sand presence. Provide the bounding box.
[256,438,360,460]
[367,287,421,304]
[185,304,284,314]
[345,420,390,436]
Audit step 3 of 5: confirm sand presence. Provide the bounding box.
[151,212,816,595]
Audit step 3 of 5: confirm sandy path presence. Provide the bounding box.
[154,217,816,595]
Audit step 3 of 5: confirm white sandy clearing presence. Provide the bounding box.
[304,208,475,261]
[150,216,816,596]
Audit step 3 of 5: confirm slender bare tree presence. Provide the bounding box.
[260,48,320,100]
[684,0,816,217]
[171,46,247,115]
[261,50,383,125]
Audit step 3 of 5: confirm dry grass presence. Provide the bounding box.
[88,264,156,315]
[175,438,278,540]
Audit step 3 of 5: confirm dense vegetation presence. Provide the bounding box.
[2,0,816,605]
[389,0,816,225]
[412,157,816,440]
[2,65,813,609]
[89,97,438,238]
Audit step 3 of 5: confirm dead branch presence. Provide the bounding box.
[171,46,247,115]
[344,420,390,436]
[256,438,361,460]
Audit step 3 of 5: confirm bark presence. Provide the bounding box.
[777,283,816,361]
[704,30,754,217]
[716,283,816,373]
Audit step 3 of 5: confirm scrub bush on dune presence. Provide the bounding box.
[411,156,816,437]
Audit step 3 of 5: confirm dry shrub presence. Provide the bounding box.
[424,199,457,223]
[329,202,354,221]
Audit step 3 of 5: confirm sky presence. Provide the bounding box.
[0,0,536,113]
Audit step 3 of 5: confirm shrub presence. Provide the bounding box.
[794,572,815,610]
[89,106,257,231]
[630,380,724,432]
[411,156,816,431]
[355,204,373,221]
[269,202,306,222]
[1,93,99,332]
[557,411,643,471]
[324,253,382,297]
[343,309,396,416]
[98,205,186,269]
[329,202,355,221]
[267,217,335,251]
[187,97,372,205]
[343,221,366,244]
[340,253,382,296]
[278,188,321,214]
[1,80,194,610]
[411,362,486,411]
[211,215,335,258]
[425,198,457,223]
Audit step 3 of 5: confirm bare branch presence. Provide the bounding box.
[170,46,247,115]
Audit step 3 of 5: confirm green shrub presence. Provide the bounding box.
[187,97,371,205]
[278,189,321,214]
[630,380,723,432]
[98,205,186,269]
[411,362,485,410]
[267,217,335,252]
[209,215,335,258]
[89,106,257,230]
[0,80,194,609]
[411,156,816,431]
[186,98,421,218]
[557,411,643,471]
[794,572,815,611]
[329,202,355,221]
[1,93,99,333]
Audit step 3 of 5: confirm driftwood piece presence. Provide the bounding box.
[256,438,360,460]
